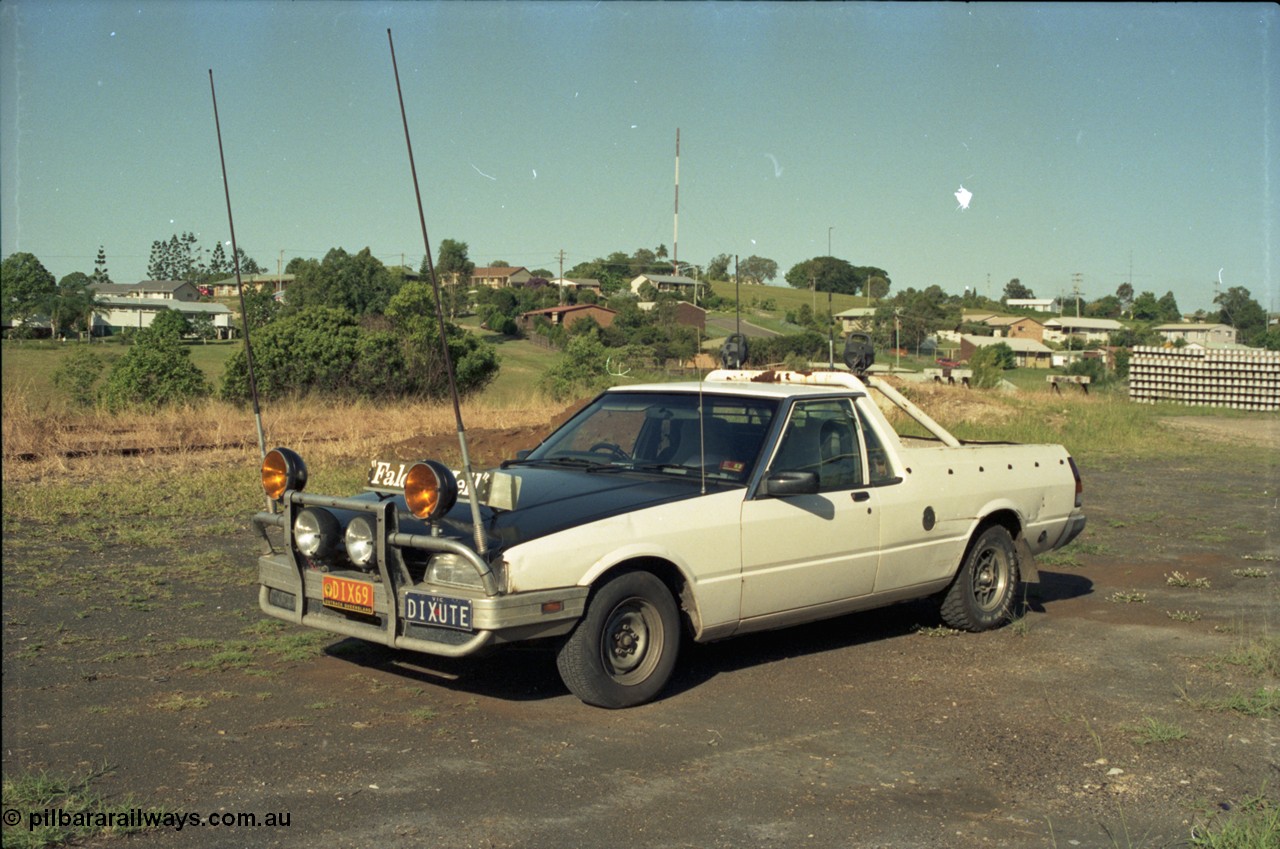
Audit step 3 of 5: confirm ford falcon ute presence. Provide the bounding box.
[252,368,1085,708]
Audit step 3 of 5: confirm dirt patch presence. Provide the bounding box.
[1160,415,1280,451]
[3,438,1277,848]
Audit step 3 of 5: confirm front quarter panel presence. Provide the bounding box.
[502,487,745,634]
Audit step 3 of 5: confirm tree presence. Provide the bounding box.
[739,255,779,287]
[1115,282,1134,317]
[2,252,56,328]
[46,272,97,338]
[1156,291,1181,323]
[285,247,400,317]
[1085,295,1122,319]
[784,256,872,295]
[1213,286,1268,346]
[101,332,210,410]
[1002,279,1034,302]
[92,246,111,285]
[146,307,192,341]
[241,285,281,330]
[705,254,732,282]
[435,239,475,318]
[209,242,229,277]
[1130,291,1160,321]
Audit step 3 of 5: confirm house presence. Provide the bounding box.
[550,277,603,295]
[629,274,698,297]
[519,304,617,333]
[1005,298,1059,313]
[958,334,1053,369]
[90,298,235,338]
[133,280,201,301]
[1043,317,1123,345]
[90,280,201,301]
[210,274,294,298]
[985,315,1044,342]
[835,307,876,334]
[473,266,533,288]
[1153,323,1238,347]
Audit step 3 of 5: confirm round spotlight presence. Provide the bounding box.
[345,515,377,569]
[262,447,307,502]
[403,460,459,521]
[293,507,340,561]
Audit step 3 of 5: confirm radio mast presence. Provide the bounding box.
[673,128,680,275]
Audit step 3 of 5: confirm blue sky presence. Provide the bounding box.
[2,1,1275,313]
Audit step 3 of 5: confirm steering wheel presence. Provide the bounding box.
[589,442,630,462]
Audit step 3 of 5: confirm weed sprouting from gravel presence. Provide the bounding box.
[1167,571,1212,589]
[1129,716,1188,745]
[1109,590,1148,604]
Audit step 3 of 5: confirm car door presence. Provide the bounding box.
[738,397,881,622]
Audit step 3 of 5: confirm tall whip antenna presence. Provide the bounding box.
[386,30,487,556]
[208,70,270,507]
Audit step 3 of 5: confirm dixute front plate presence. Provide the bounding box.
[404,591,474,631]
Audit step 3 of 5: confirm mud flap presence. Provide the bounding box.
[1014,535,1040,587]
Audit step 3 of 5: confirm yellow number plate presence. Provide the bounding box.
[321,575,374,615]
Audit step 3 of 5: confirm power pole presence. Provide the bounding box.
[1071,272,1083,317]
[558,249,566,305]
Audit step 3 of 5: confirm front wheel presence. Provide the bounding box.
[556,571,680,708]
[940,525,1020,631]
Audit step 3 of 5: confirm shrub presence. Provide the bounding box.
[101,333,210,411]
[220,302,498,402]
[540,334,614,401]
[51,345,105,407]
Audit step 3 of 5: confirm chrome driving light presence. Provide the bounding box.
[293,507,340,561]
[425,552,484,591]
[344,515,377,569]
[403,460,458,521]
[262,447,307,502]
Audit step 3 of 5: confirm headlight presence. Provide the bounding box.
[344,516,377,569]
[425,552,484,591]
[262,447,307,502]
[293,507,340,561]
[403,460,458,521]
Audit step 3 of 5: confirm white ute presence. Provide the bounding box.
[254,368,1086,708]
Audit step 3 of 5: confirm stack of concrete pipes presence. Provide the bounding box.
[1128,346,1280,411]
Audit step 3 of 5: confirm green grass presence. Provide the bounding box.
[1191,791,1279,849]
[1,766,165,849]
[1128,716,1188,744]
[2,339,237,409]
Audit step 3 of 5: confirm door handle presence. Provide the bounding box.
[851,491,871,502]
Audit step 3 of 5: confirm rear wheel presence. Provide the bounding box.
[941,525,1020,631]
[556,570,680,708]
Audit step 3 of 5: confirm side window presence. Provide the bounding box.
[769,399,863,491]
[855,401,898,485]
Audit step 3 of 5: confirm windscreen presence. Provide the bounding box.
[528,392,777,483]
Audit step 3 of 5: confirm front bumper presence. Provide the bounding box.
[253,492,588,657]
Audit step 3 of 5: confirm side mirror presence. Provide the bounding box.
[764,470,819,497]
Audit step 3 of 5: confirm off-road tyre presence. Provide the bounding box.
[556,570,680,709]
[940,525,1020,631]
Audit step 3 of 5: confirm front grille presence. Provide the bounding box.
[403,622,474,645]
[267,588,296,611]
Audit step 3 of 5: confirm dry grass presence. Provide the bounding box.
[2,384,561,485]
